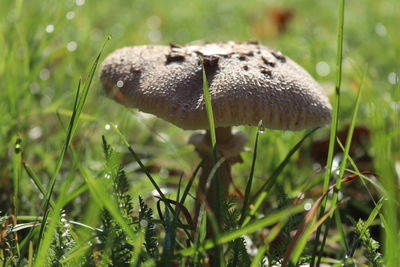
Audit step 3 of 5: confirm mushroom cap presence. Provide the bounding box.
[100,41,332,130]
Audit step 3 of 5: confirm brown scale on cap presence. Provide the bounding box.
[100,41,332,131]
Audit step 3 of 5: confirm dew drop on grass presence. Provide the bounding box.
[331,153,342,174]
[304,202,312,211]
[313,163,322,172]
[15,137,22,153]
[258,124,265,133]
[104,124,111,130]
[61,217,67,223]
[116,80,124,88]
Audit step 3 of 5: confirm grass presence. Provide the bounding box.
[1,0,399,266]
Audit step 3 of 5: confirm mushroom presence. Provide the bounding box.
[100,41,332,233]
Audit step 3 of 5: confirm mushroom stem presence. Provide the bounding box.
[195,129,230,240]
[192,127,244,232]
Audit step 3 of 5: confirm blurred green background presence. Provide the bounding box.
[1,0,398,229]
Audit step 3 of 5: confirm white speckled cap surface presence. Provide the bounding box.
[100,41,332,130]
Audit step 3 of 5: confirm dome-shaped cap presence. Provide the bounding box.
[100,41,332,130]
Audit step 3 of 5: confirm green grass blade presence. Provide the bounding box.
[161,208,176,263]
[239,121,262,226]
[348,197,384,257]
[60,184,89,207]
[201,58,222,228]
[290,205,337,264]
[36,39,108,251]
[33,187,64,266]
[112,124,167,200]
[112,124,193,242]
[131,231,145,266]
[326,66,364,258]
[179,204,303,256]
[245,127,318,225]
[28,241,33,267]
[331,71,363,205]
[180,159,205,207]
[201,60,218,161]
[12,136,22,214]
[23,163,55,209]
[250,245,266,267]
[79,166,137,240]
[312,1,346,264]
[12,136,22,256]
[16,216,100,231]
[334,208,349,253]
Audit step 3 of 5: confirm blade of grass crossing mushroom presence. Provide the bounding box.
[194,159,226,265]
[311,1,345,264]
[36,38,108,252]
[201,59,221,219]
[201,58,223,266]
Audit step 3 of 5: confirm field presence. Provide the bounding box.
[1,0,399,266]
